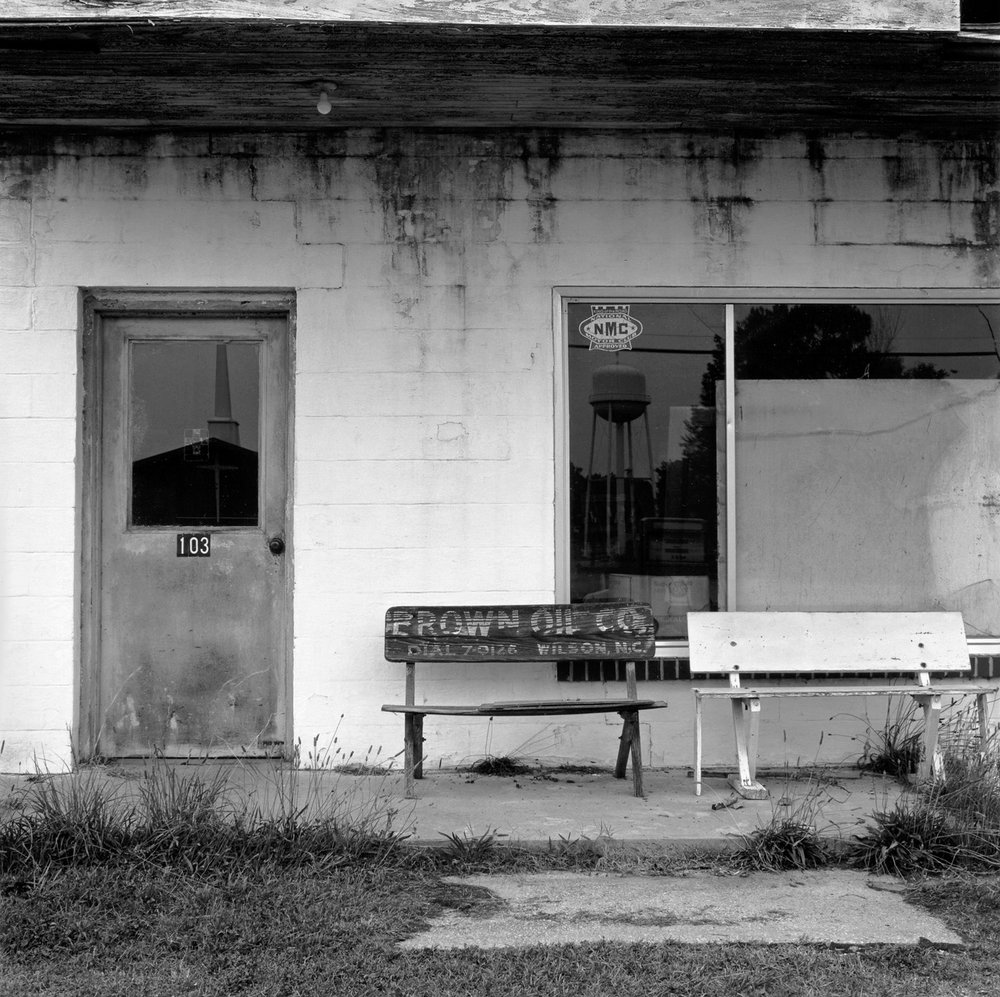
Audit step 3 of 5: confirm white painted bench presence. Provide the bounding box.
[689,611,993,799]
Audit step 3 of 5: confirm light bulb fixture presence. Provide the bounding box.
[316,84,337,115]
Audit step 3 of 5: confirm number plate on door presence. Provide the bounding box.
[177,533,211,557]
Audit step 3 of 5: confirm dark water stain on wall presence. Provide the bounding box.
[686,137,760,244]
[519,132,562,244]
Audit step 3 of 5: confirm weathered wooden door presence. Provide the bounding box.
[88,301,290,757]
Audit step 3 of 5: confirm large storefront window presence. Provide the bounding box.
[566,297,1000,641]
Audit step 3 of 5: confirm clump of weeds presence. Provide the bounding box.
[733,781,832,871]
[467,755,533,777]
[850,698,1000,875]
[854,701,924,778]
[0,727,412,879]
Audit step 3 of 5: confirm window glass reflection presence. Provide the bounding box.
[567,303,725,637]
[130,340,260,527]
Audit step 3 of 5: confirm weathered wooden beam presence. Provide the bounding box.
[0,22,993,134]
[0,0,963,33]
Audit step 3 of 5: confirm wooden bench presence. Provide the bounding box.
[689,611,994,799]
[382,602,667,798]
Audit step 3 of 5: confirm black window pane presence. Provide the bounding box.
[568,302,725,637]
[130,341,260,527]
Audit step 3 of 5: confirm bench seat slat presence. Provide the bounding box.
[694,684,993,699]
[381,705,483,716]
[382,699,668,716]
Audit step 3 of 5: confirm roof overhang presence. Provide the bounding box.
[0,1,965,32]
[0,3,996,137]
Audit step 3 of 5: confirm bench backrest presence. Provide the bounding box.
[688,611,970,677]
[385,603,655,663]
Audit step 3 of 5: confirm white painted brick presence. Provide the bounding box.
[738,202,817,247]
[297,371,550,417]
[0,641,74,685]
[0,245,32,285]
[296,320,542,374]
[0,683,74,730]
[0,199,31,243]
[0,331,76,375]
[0,418,76,463]
[546,200,698,246]
[0,595,75,642]
[298,281,546,338]
[816,202,903,245]
[0,287,31,329]
[294,546,551,595]
[0,463,74,507]
[295,199,384,244]
[344,242,472,287]
[35,239,343,289]
[0,509,75,552]
[897,201,980,246]
[0,377,31,417]
[295,503,548,551]
[34,199,296,245]
[0,553,74,597]
[295,458,553,506]
[295,415,551,462]
[30,375,77,418]
[749,243,990,289]
[32,286,80,331]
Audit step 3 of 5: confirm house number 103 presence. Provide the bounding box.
[177,533,211,557]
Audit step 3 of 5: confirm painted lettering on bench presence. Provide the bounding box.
[535,641,608,656]
[385,603,656,662]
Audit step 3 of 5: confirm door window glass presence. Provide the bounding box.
[130,340,260,527]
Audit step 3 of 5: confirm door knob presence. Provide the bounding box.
[267,536,285,556]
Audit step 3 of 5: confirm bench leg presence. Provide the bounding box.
[403,713,425,800]
[694,693,703,796]
[728,698,768,800]
[915,693,943,782]
[614,714,631,779]
[977,692,990,755]
[614,710,645,798]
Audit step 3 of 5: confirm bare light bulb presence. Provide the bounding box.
[316,90,332,115]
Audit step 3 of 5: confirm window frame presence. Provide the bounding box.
[554,286,1000,655]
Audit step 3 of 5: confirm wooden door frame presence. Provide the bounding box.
[79,289,296,761]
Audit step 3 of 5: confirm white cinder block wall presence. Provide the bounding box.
[0,131,996,773]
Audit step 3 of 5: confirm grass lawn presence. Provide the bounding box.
[4,732,1000,997]
[2,861,999,997]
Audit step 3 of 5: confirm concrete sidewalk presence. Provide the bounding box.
[402,869,965,949]
[391,766,902,848]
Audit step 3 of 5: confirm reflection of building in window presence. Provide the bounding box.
[133,438,258,526]
[582,361,653,563]
[568,303,721,637]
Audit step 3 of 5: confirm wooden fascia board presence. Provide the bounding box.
[0,0,962,32]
